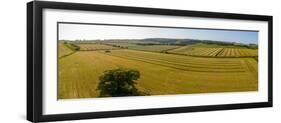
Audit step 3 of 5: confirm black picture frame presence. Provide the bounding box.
[27,1,273,122]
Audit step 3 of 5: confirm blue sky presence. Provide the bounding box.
[59,23,258,44]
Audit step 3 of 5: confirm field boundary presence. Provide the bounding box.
[79,49,121,51]
[59,43,79,59]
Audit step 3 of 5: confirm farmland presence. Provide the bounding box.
[128,45,179,52]
[77,43,119,51]
[58,42,258,99]
[168,46,258,57]
[104,42,179,52]
[98,42,258,57]
[58,42,75,58]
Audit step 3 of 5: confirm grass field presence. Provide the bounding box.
[104,42,179,52]
[78,43,119,51]
[128,45,179,52]
[58,43,258,99]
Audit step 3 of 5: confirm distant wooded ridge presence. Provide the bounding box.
[60,38,258,49]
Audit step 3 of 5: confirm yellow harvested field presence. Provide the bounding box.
[58,49,258,99]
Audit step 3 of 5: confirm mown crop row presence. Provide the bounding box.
[58,49,258,99]
[169,46,258,57]
[100,50,248,72]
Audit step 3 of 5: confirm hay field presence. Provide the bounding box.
[58,43,258,99]
[168,46,258,57]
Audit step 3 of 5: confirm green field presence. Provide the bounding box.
[104,42,179,52]
[58,43,258,99]
[78,43,119,51]
[128,45,179,52]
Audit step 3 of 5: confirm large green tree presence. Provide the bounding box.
[97,68,140,97]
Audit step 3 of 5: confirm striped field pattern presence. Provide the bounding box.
[58,46,258,99]
[168,46,258,57]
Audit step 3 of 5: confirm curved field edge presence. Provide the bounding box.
[58,42,79,59]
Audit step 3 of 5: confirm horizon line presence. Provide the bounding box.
[59,38,258,45]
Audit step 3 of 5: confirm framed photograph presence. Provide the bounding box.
[27,1,273,122]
